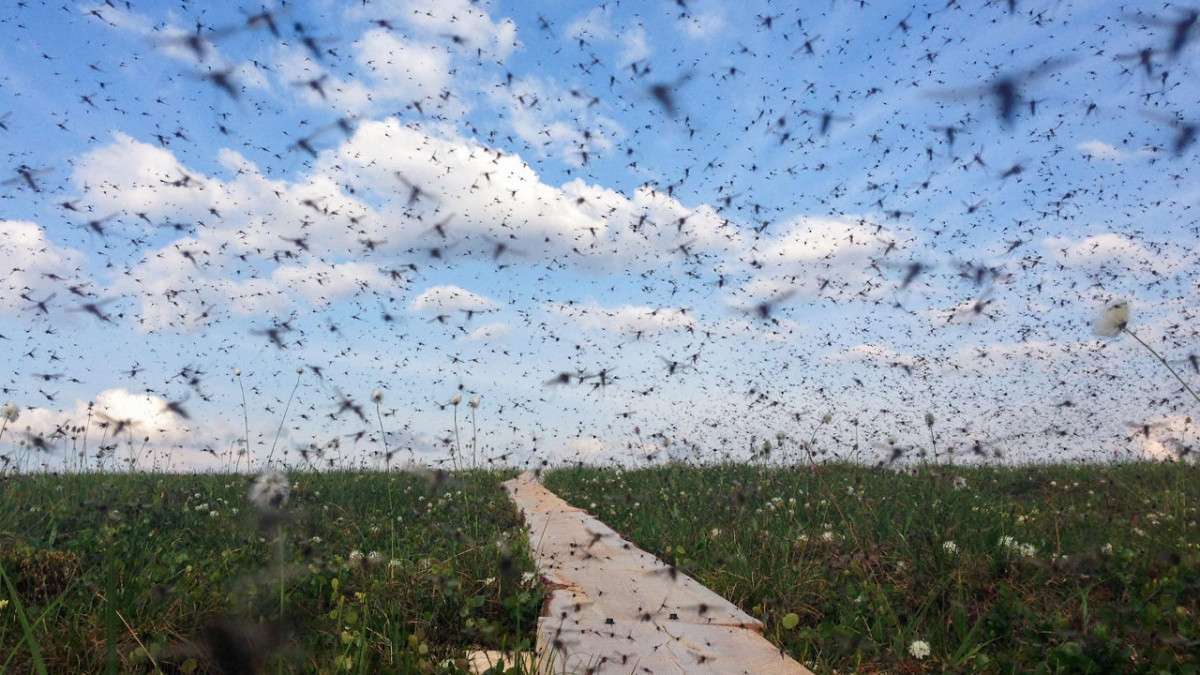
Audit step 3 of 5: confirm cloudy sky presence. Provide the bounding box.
[1,0,1197,471]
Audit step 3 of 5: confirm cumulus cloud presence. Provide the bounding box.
[1045,233,1177,277]
[355,30,454,106]
[347,0,519,60]
[465,321,511,341]
[552,302,695,335]
[0,220,88,313]
[410,285,496,312]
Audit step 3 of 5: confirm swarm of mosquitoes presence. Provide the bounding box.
[2,1,1198,477]
[2,2,1200,670]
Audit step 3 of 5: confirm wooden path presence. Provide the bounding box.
[501,472,811,675]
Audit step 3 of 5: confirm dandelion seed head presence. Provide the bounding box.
[1,402,19,422]
[248,470,290,511]
[371,389,383,403]
[1094,300,1131,337]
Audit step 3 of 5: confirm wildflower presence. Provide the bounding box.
[248,470,290,511]
[468,395,481,409]
[0,599,8,610]
[1093,300,1130,337]
[371,389,383,403]
[310,536,323,545]
[952,476,968,490]
[821,531,835,542]
[943,540,959,555]
[924,412,935,427]
[1101,542,1113,555]
[909,640,931,660]
[349,549,364,566]
[233,368,241,376]
[999,535,1036,557]
[521,571,536,586]
[1,402,18,422]
[450,393,462,406]
[367,551,383,566]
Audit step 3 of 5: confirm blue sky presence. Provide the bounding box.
[1,0,1198,471]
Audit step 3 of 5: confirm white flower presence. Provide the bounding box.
[1,403,19,422]
[1093,301,1130,337]
[367,551,383,566]
[371,389,384,403]
[908,640,931,660]
[999,535,1036,557]
[468,395,481,409]
[942,540,959,555]
[521,571,536,586]
[1100,542,1113,555]
[310,536,322,545]
[952,476,968,490]
[233,368,241,377]
[821,531,835,542]
[450,393,462,406]
[349,549,364,565]
[248,470,290,511]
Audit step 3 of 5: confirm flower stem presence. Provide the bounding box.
[1123,328,1200,407]
[265,371,302,468]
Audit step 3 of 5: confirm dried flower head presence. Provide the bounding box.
[450,393,462,406]
[371,389,384,404]
[248,470,290,511]
[0,403,18,423]
[1094,300,1130,337]
[468,395,480,409]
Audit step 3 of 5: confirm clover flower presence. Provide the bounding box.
[909,640,931,659]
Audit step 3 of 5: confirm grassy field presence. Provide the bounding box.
[0,470,542,673]
[545,462,1200,674]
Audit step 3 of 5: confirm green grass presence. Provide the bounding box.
[544,462,1200,674]
[0,469,543,673]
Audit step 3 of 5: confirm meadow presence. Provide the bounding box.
[545,462,1200,674]
[0,470,542,674]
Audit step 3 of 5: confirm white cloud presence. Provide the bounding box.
[0,220,88,313]
[271,261,389,305]
[1075,140,1154,162]
[465,321,511,341]
[1045,233,1176,276]
[410,285,496,312]
[355,30,453,105]
[551,302,695,335]
[348,0,519,60]
[679,4,726,39]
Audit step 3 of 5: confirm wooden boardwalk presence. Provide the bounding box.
[502,473,811,675]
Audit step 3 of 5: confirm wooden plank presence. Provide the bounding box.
[503,473,812,674]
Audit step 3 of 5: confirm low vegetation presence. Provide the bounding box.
[0,470,542,673]
[545,462,1200,673]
